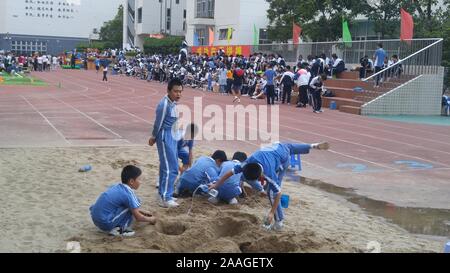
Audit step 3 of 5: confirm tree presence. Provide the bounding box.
[99,5,123,49]
[266,0,367,42]
[143,36,184,55]
[363,0,410,39]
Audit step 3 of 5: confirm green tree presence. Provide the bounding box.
[143,36,184,55]
[266,0,367,42]
[99,5,123,49]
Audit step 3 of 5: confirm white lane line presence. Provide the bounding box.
[20,95,71,145]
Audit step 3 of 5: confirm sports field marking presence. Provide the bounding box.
[20,95,71,145]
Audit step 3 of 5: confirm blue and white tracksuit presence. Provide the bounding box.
[178,138,194,165]
[177,156,220,194]
[216,160,243,202]
[90,183,140,232]
[152,96,179,202]
[233,143,313,222]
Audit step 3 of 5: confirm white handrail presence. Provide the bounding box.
[362,39,443,82]
[255,38,441,47]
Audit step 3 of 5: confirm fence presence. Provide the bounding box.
[360,39,444,115]
[251,39,440,64]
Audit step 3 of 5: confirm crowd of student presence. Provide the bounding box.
[0,51,61,74]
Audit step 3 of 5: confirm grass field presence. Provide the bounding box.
[0,72,47,86]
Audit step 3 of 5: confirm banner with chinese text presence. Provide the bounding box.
[190,45,252,57]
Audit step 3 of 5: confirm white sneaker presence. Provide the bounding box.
[312,142,330,150]
[208,196,219,205]
[171,197,178,202]
[228,198,238,205]
[158,199,179,208]
[273,221,284,231]
[109,227,135,237]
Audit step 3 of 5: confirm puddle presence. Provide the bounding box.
[292,174,450,237]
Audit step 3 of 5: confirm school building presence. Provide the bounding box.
[0,0,123,55]
[123,0,187,50]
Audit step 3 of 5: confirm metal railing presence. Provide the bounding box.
[362,39,443,81]
[251,39,441,64]
[356,39,443,103]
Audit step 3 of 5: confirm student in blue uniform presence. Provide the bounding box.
[90,165,157,237]
[208,152,248,205]
[149,78,183,208]
[176,150,228,196]
[210,142,329,231]
[177,123,199,174]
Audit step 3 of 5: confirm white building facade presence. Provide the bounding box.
[0,0,123,55]
[123,0,187,50]
[186,0,270,47]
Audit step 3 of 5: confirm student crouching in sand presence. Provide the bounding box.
[90,165,157,237]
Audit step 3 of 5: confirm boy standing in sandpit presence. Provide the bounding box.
[209,142,330,231]
[90,165,157,237]
[149,78,183,208]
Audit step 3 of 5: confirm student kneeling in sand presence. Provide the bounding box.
[210,142,329,231]
[208,152,248,205]
[177,123,199,174]
[175,150,228,196]
[90,165,156,237]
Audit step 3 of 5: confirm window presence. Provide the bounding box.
[183,9,186,19]
[219,29,231,40]
[195,29,206,46]
[176,0,180,4]
[167,19,171,30]
[167,8,170,17]
[137,8,142,23]
[259,29,269,45]
[196,0,214,18]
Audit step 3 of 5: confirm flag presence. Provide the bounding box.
[342,18,352,48]
[208,27,214,46]
[227,27,233,44]
[193,32,199,46]
[293,23,302,45]
[253,24,259,46]
[400,8,414,42]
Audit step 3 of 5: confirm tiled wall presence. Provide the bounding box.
[361,67,444,116]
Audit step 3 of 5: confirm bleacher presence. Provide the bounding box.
[321,71,415,115]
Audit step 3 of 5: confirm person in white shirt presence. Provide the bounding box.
[296,68,311,108]
[280,66,295,104]
[37,56,43,72]
[330,53,345,77]
[102,65,108,82]
[52,56,58,70]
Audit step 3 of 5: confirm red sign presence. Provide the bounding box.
[149,34,165,39]
[190,45,252,57]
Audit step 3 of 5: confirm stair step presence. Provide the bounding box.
[340,105,361,115]
[322,97,364,108]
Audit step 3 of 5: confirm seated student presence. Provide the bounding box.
[330,54,345,77]
[359,55,370,79]
[178,123,199,174]
[176,150,228,196]
[388,55,403,79]
[90,165,156,237]
[208,152,248,205]
[210,142,329,231]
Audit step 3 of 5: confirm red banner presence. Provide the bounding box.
[190,45,252,57]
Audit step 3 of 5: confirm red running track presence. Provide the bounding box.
[0,70,449,209]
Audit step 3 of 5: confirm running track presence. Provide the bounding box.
[1,70,449,209]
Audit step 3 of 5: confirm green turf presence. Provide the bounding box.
[0,73,47,86]
[369,115,450,127]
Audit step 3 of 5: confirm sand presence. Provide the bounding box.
[0,146,445,253]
